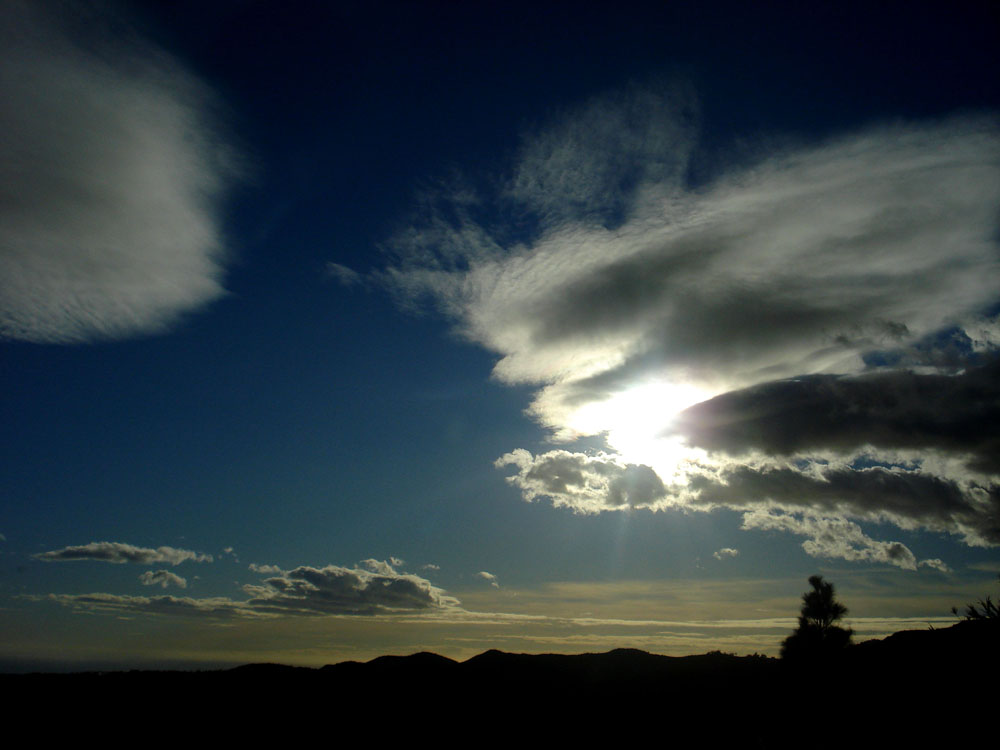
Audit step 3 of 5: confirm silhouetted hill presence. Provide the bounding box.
[4,620,994,744]
[329,649,458,674]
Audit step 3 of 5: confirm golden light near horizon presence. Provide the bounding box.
[565,379,713,478]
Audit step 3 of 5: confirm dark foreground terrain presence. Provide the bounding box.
[6,620,994,745]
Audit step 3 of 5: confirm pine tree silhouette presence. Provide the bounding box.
[781,575,853,660]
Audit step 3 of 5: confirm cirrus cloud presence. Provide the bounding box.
[34,542,213,565]
[0,1,241,343]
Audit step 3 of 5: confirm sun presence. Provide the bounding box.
[565,379,712,478]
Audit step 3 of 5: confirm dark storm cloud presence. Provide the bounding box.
[675,359,1000,473]
[0,1,241,343]
[34,542,213,565]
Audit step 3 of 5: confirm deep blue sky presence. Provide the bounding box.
[1,1,998,669]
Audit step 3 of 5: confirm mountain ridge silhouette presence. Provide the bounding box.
[4,620,993,744]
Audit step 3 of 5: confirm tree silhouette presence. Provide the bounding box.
[781,575,853,660]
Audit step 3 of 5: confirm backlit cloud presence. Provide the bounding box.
[0,2,240,343]
[35,542,213,565]
[497,448,667,513]
[741,509,920,570]
[386,85,1000,565]
[675,361,1000,474]
[244,560,458,615]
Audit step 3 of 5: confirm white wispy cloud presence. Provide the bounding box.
[33,592,256,618]
[139,570,188,589]
[326,262,363,287]
[34,542,213,565]
[387,95,999,418]
[713,548,739,560]
[918,558,952,574]
[384,84,1000,565]
[0,2,241,343]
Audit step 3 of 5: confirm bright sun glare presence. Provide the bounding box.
[566,380,712,479]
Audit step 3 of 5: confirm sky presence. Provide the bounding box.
[1,0,999,671]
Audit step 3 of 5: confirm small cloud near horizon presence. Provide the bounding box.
[249,563,283,575]
[139,570,187,589]
[477,571,500,588]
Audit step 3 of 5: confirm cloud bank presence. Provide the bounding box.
[36,592,254,618]
[35,542,213,565]
[0,2,240,343]
[40,558,458,619]
[385,85,1000,565]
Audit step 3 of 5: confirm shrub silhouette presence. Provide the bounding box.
[951,575,1000,621]
[781,575,853,660]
